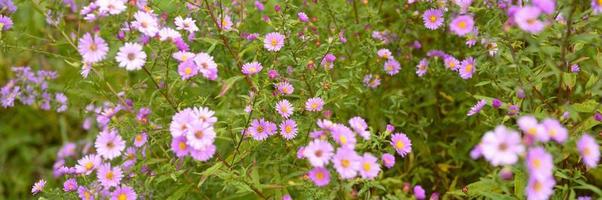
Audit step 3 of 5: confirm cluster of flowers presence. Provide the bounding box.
[82,99,152,131]
[466,97,521,117]
[0,67,67,112]
[32,127,149,199]
[169,107,218,161]
[296,118,413,187]
[0,0,15,31]
[174,51,218,81]
[471,116,600,200]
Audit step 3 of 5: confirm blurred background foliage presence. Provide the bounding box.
[1,0,602,199]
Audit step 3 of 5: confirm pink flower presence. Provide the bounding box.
[264,32,285,52]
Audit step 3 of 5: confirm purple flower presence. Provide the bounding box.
[275,99,294,118]
[577,134,600,168]
[416,58,429,77]
[359,153,381,179]
[467,99,486,116]
[298,12,309,22]
[492,98,503,108]
[275,82,294,95]
[571,64,580,73]
[190,143,216,161]
[517,115,549,142]
[254,0,265,11]
[594,0,602,15]
[542,118,567,143]
[414,185,426,200]
[507,104,520,116]
[526,147,553,180]
[136,107,151,124]
[480,125,525,166]
[97,163,123,188]
[308,167,330,187]
[595,112,602,122]
[305,97,324,112]
[75,154,101,175]
[423,9,444,30]
[304,139,334,167]
[186,121,216,150]
[377,49,392,59]
[178,60,198,80]
[31,179,46,195]
[112,185,137,200]
[78,33,109,64]
[384,59,401,76]
[321,53,336,70]
[264,32,285,52]
[95,128,126,160]
[116,42,147,71]
[526,176,555,200]
[391,133,412,157]
[332,124,357,149]
[333,147,361,179]
[349,116,370,140]
[171,136,190,157]
[0,0,17,13]
[248,118,276,141]
[363,74,381,89]
[0,15,13,31]
[268,69,279,79]
[381,153,395,168]
[242,61,263,75]
[518,88,527,98]
[280,119,298,140]
[449,15,474,36]
[77,186,94,200]
[533,0,556,14]
[514,6,545,34]
[63,178,78,192]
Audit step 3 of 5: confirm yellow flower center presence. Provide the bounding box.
[583,147,591,156]
[458,21,467,29]
[464,64,473,73]
[271,38,278,47]
[429,15,437,23]
[185,67,192,75]
[84,191,91,200]
[285,125,292,133]
[311,103,318,109]
[549,129,557,137]
[195,130,204,139]
[527,127,537,135]
[533,180,543,192]
[341,159,350,168]
[135,134,143,142]
[106,171,114,180]
[532,158,541,169]
[256,125,264,133]
[363,163,371,171]
[316,171,324,180]
[340,135,348,144]
[179,142,187,150]
[118,193,128,200]
[85,162,94,170]
[89,43,98,51]
[395,141,404,149]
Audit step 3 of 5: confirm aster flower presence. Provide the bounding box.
[263,32,285,52]
[132,11,159,36]
[95,128,126,160]
[377,48,392,59]
[423,9,444,30]
[248,118,274,141]
[190,143,216,161]
[492,98,503,108]
[298,12,309,22]
[31,179,46,195]
[541,118,567,143]
[303,139,334,167]
[158,27,182,42]
[414,185,426,200]
[275,82,294,95]
[169,108,195,137]
[331,124,357,149]
[63,178,78,192]
[78,33,109,64]
[533,0,555,14]
[116,42,147,71]
[112,185,137,200]
[242,61,263,75]
[0,15,12,31]
[363,74,381,88]
[178,60,198,80]
[97,0,126,15]
[218,15,233,31]
[416,58,428,77]
[136,107,151,124]
[280,119,298,140]
[171,136,190,157]
[577,134,600,168]
[174,16,199,33]
[467,99,486,116]
[75,154,102,175]
[444,56,460,71]
[97,163,123,188]
[305,97,324,112]
[191,106,218,125]
[349,116,370,140]
[517,115,549,142]
[275,100,294,118]
[571,64,580,73]
[449,15,474,36]
[391,133,412,157]
[526,147,553,180]
[172,51,196,62]
[514,6,545,34]
[526,176,555,200]
[308,167,330,187]
[459,57,476,79]
[321,54,336,70]
[332,147,361,179]
[384,59,401,76]
[480,125,525,166]
[594,0,602,14]
[186,121,216,150]
[193,52,218,80]
[381,153,396,168]
[359,153,381,179]
[77,186,94,200]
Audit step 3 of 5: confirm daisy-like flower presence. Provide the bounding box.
[444,56,460,71]
[363,74,381,88]
[526,176,555,200]
[77,186,94,200]
[594,0,602,15]
[308,167,330,187]
[112,185,137,200]
[391,133,412,157]
[377,48,392,59]
[332,124,357,149]
[383,59,401,76]
[298,12,309,22]
[97,163,123,188]
[97,0,126,15]
[190,143,216,161]
[416,58,428,77]
[359,153,381,179]
[241,61,263,75]
[467,99,486,116]
[305,97,324,112]
[449,15,474,36]
[31,179,46,195]
[132,10,159,36]
[542,118,568,143]
[78,33,109,64]
[248,118,273,141]
[191,106,218,125]
[526,147,553,179]
[158,27,182,42]
[533,0,555,14]
[275,100,294,118]
[280,119,298,140]
[63,178,78,192]
[218,15,233,31]
[459,57,476,79]
[422,9,444,30]
[95,128,126,160]
[514,6,545,34]
[332,147,361,179]
[577,134,600,168]
[174,16,199,33]
[171,136,189,157]
[414,185,426,200]
[75,154,102,175]
[275,82,294,95]
[349,116,370,140]
[381,153,396,168]
[178,60,198,80]
[480,125,525,166]
[169,108,195,137]
[116,42,147,71]
[264,32,285,52]
[304,139,334,167]
[133,132,148,147]
[186,121,216,150]
[0,15,13,31]
[517,115,549,142]
[321,54,336,70]
[193,53,218,80]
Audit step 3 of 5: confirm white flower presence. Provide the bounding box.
[116,43,147,71]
